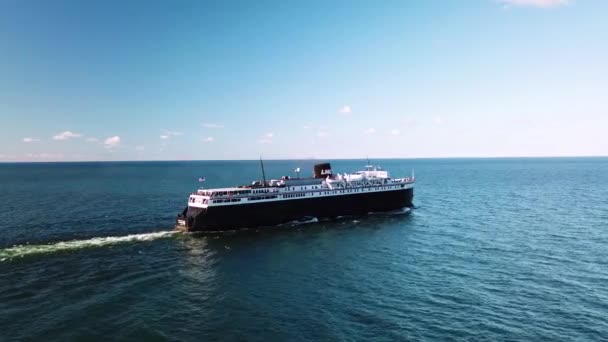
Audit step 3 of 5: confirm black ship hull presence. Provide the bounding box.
[176,188,413,232]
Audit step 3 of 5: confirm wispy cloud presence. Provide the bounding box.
[135,145,145,151]
[202,123,224,128]
[26,153,63,160]
[364,128,376,135]
[22,137,39,143]
[338,105,352,115]
[390,129,400,136]
[85,137,99,143]
[302,125,311,129]
[52,131,82,140]
[104,136,120,148]
[202,137,214,142]
[433,116,444,125]
[317,131,329,138]
[160,130,182,140]
[258,132,274,144]
[498,0,569,8]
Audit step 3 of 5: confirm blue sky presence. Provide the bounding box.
[1,0,606,161]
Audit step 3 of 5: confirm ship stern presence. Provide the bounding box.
[175,207,190,231]
[175,206,210,232]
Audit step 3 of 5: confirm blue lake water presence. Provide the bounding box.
[1,158,607,341]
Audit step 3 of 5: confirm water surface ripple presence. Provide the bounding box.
[1,158,607,341]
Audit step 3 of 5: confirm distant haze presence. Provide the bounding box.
[1,1,606,161]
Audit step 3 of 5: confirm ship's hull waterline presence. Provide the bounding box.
[176,187,414,232]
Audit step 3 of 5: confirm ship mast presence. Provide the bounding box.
[260,156,267,186]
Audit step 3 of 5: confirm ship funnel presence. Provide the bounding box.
[313,163,332,178]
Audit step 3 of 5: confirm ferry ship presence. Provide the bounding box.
[175,162,415,232]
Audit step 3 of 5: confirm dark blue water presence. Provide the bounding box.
[1,158,607,341]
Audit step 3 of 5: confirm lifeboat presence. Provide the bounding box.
[345,173,365,182]
[325,177,344,189]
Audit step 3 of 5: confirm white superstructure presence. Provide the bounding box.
[187,165,415,209]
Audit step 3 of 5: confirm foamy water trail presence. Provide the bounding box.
[367,207,413,216]
[0,231,178,261]
[283,217,319,227]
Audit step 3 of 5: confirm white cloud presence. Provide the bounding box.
[203,123,224,128]
[85,138,99,143]
[317,131,329,138]
[202,137,214,142]
[364,128,376,135]
[160,130,182,140]
[164,130,183,136]
[258,132,274,144]
[135,145,145,151]
[26,153,63,160]
[498,0,568,8]
[390,129,400,136]
[433,117,444,125]
[52,131,82,140]
[104,136,121,148]
[22,137,39,143]
[339,105,352,115]
[302,125,311,129]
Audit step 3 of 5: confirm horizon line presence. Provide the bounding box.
[1,155,607,164]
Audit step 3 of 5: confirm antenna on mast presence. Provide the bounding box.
[260,156,267,186]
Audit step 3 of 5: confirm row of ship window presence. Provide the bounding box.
[211,188,277,198]
[213,198,241,203]
[211,195,278,203]
[206,184,406,204]
[283,193,306,198]
[288,186,321,191]
[212,188,278,196]
[284,185,402,197]
[249,195,278,201]
[253,189,273,194]
[209,184,406,200]
[214,190,251,196]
